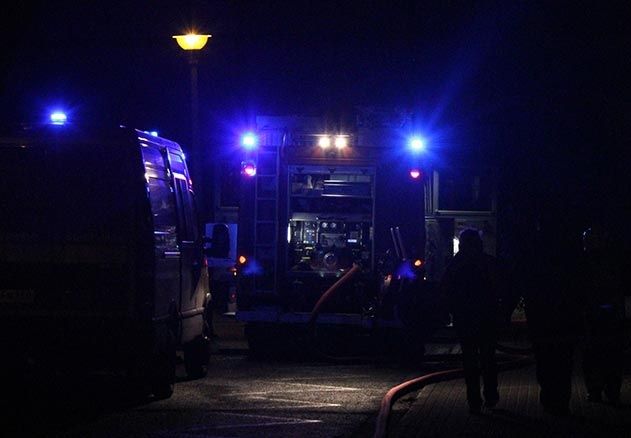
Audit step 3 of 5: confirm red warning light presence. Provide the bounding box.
[241,161,257,177]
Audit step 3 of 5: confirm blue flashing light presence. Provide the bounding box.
[408,136,426,153]
[149,131,159,137]
[50,111,67,125]
[395,261,417,280]
[241,132,258,150]
[243,259,263,276]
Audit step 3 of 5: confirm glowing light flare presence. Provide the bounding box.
[50,111,67,125]
[238,255,247,264]
[409,136,426,153]
[395,261,417,280]
[243,259,263,275]
[241,160,257,177]
[409,169,422,179]
[318,136,331,149]
[172,33,211,50]
[413,259,424,268]
[334,136,348,149]
[241,132,258,150]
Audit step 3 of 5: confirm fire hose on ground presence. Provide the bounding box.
[304,262,536,438]
[372,344,534,438]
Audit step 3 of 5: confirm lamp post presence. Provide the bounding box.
[173,33,211,218]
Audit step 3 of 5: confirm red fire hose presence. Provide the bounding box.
[373,351,534,438]
[308,263,361,326]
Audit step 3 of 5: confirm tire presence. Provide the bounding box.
[127,326,176,400]
[183,335,210,379]
[150,351,175,399]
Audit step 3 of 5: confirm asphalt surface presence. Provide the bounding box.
[6,313,629,437]
[3,313,426,438]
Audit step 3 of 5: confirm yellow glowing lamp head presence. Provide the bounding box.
[173,34,211,50]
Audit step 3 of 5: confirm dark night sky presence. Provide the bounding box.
[1,0,628,244]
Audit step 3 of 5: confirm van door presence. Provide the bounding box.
[142,145,180,320]
[168,151,203,319]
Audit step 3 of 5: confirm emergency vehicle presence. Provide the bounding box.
[234,114,447,355]
[0,117,212,398]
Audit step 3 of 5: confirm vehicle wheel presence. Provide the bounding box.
[150,329,176,400]
[183,335,210,379]
[150,354,175,400]
[128,327,176,400]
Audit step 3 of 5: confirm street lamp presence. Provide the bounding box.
[173,32,211,217]
[173,34,211,51]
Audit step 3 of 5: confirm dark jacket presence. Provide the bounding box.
[441,250,502,336]
[520,248,584,344]
[578,248,625,335]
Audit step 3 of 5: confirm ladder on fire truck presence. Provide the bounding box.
[251,128,283,296]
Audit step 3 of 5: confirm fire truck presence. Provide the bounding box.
[234,114,449,356]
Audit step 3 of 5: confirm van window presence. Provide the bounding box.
[142,145,168,178]
[147,177,178,250]
[168,151,186,174]
[173,177,197,242]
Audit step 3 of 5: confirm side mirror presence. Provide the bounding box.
[204,223,230,259]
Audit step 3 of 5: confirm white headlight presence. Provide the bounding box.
[318,136,331,149]
[334,136,348,149]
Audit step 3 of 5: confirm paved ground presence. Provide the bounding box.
[387,350,631,438]
[214,312,631,437]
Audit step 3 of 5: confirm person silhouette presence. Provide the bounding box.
[579,225,625,405]
[441,229,502,414]
[519,215,583,416]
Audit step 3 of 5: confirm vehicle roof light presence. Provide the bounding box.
[318,136,331,149]
[50,111,67,125]
[334,136,348,149]
[241,132,258,150]
[409,136,426,153]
